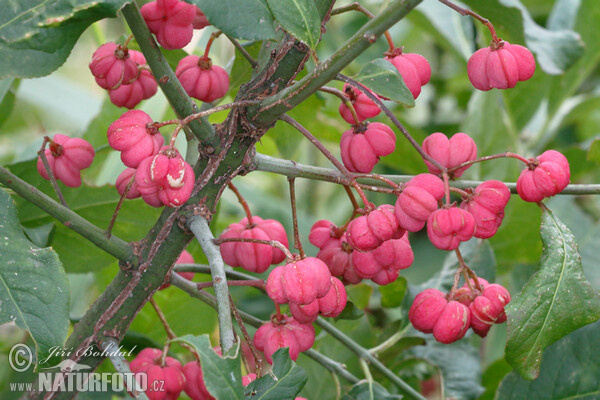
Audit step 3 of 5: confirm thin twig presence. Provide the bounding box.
[447,151,531,174]
[228,182,254,224]
[331,2,396,52]
[196,279,265,290]
[106,174,135,238]
[213,237,294,261]
[318,86,361,125]
[149,297,176,340]
[438,0,500,44]
[226,35,258,68]
[288,177,305,258]
[228,293,262,378]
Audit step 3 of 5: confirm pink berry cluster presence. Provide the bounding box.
[130,345,258,400]
[108,110,195,208]
[129,348,186,400]
[336,48,432,175]
[253,314,316,364]
[516,150,570,203]
[219,216,289,273]
[310,220,414,286]
[89,43,157,109]
[36,134,95,188]
[409,279,511,343]
[140,0,207,50]
[468,41,536,91]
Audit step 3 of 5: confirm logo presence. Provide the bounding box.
[9,343,33,372]
[7,344,154,395]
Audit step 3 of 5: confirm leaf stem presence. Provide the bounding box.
[226,35,258,68]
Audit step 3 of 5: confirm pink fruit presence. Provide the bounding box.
[116,168,141,199]
[433,301,471,344]
[176,56,230,102]
[253,315,315,364]
[340,122,396,173]
[395,174,445,232]
[89,42,139,90]
[265,257,332,305]
[36,134,95,188]
[421,133,477,178]
[427,207,475,250]
[516,150,570,203]
[219,216,289,273]
[141,0,196,50]
[352,235,413,285]
[467,41,536,91]
[409,288,447,334]
[135,147,195,207]
[109,50,157,109]
[183,361,214,400]
[308,220,337,249]
[289,277,347,322]
[338,83,381,124]
[482,283,511,323]
[192,6,210,29]
[460,180,511,239]
[346,204,404,252]
[385,51,431,99]
[159,250,195,290]
[129,348,185,400]
[107,110,164,169]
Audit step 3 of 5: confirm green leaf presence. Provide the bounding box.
[172,334,244,400]
[411,337,484,400]
[342,381,403,400]
[0,78,18,128]
[380,276,407,308]
[266,0,321,49]
[505,207,600,379]
[0,189,69,369]
[498,320,600,399]
[354,59,415,106]
[8,159,161,273]
[187,0,278,41]
[0,0,128,79]
[245,348,308,399]
[334,300,364,321]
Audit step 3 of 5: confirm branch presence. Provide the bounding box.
[0,165,134,263]
[255,0,424,123]
[189,216,236,354]
[170,273,360,384]
[252,153,600,195]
